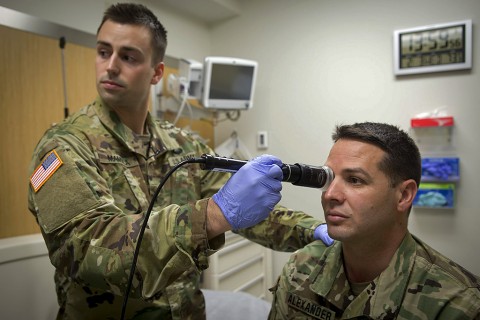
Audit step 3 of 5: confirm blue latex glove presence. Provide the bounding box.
[213,155,283,230]
[314,224,334,246]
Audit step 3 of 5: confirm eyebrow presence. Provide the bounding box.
[343,167,372,180]
[96,40,111,48]
[96,41,142,54]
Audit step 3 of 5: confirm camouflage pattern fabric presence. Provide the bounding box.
[269,232,480,319]
[237,206,321,251]
[28,97,320,320]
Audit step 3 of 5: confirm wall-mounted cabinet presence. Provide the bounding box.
[410,116,458,209]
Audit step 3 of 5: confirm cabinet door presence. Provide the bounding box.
[0,25,96,238]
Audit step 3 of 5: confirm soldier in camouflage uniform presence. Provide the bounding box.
[28,3,332,320]
[269,122,480,319]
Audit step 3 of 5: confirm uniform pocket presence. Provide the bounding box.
[97,150,147,214]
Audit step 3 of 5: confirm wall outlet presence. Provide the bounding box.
[257,131,268,149]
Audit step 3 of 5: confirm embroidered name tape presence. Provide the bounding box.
[287,292,335,320]
[30,150,63,192]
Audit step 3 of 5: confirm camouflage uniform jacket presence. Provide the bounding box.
[269,232,480,319]
[28,97,321,320]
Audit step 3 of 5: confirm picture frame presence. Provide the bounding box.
[393,20,472,75]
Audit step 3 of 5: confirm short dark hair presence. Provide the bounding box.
[332,122,421,187]
[97,3,168,64]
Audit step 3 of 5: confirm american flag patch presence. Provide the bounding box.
[30,150,63,192]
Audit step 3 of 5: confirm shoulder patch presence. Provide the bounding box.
[30,149,63,192]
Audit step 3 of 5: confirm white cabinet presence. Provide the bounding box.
[201,231,273,301]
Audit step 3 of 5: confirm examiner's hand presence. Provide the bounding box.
[213,155,283,230]
[314,224,334,246]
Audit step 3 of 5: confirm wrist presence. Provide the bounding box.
[206,198,231,239]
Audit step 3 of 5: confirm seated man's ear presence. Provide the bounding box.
[397,179,417,212]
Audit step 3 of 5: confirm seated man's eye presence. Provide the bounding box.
[348,177,363,185]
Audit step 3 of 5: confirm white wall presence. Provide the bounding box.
[210,0,480,278]
[0,0,103,33]
[2,0,479,286]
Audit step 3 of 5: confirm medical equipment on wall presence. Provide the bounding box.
[201,56,258,110]
[179,58,203,100]
[168,59,203,125]
[170,56,258,111]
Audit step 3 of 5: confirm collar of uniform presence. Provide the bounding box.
[145,113,182,155]
[92,97,181,155]
[359,232,415,317]
[309,233,416,318]
[93,97,138,152]
[308,241,349,301]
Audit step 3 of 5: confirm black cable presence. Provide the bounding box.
[120,157,205,320]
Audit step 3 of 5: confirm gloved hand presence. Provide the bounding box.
[213,155,283,230]
[314,224,334,246]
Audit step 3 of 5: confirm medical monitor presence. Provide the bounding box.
[201,57,258,110]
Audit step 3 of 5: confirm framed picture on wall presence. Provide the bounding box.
[393,20,472,76]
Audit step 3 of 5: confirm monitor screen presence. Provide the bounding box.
[209,64,254,100]
[202,57,258,110]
